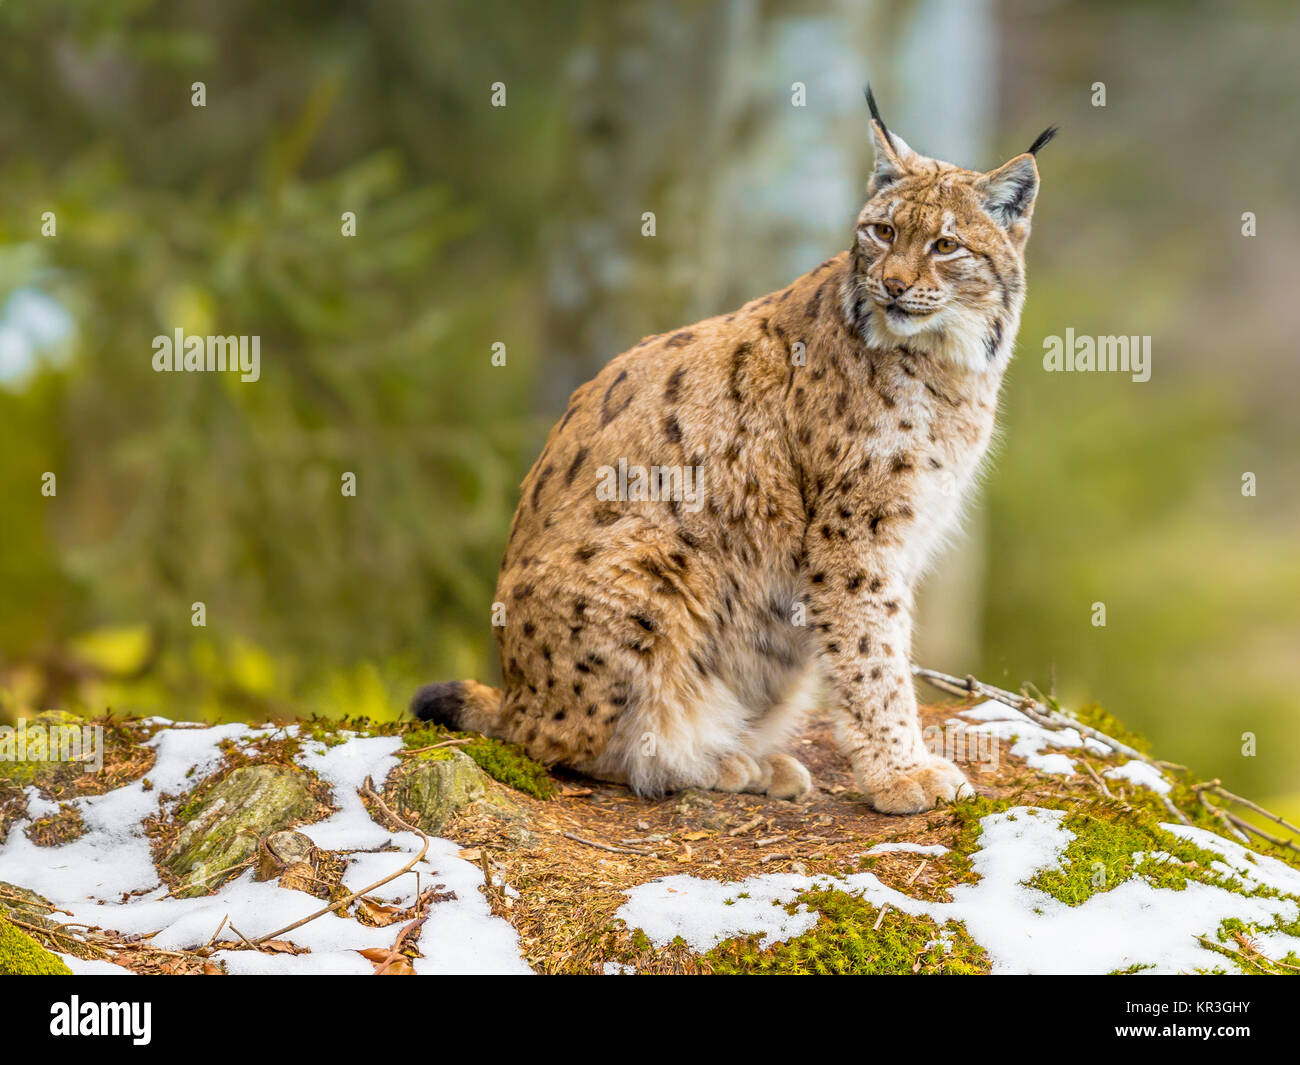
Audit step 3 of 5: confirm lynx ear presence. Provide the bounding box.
[865,84,917,194]
[974,153,1039,227]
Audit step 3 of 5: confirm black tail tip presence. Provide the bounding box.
[410,681,464,727]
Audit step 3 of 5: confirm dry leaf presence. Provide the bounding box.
[202,962,224,975]
[560,784,594,797]
[458,847,482,861]
[379,956,416,975]
[358,947,391,963]
[680,830,710,841]
[260,939,301,954]
[355,896,403,926]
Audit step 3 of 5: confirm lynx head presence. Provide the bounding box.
[846,86,1057,372]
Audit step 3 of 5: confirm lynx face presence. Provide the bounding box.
[846,120,1045,371]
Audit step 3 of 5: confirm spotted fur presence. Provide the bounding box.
[413,103,1049,813]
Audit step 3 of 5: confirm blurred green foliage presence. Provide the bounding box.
[0,1,583,720]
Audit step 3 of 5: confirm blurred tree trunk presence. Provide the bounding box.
[538,1,736,414]
[892,0,996,673]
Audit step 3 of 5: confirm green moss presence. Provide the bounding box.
[460,737,555,800]
[0,914,72,975]
[707,890,989,975]
[1027,803,1244,905]
[1206,916,1300,975]
[401,727,555,800]
[302,720,352,747]
[411,747,457,762]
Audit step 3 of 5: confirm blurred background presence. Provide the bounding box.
[0,0,1296,815]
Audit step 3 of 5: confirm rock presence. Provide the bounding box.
[387,749,487,833]
[163,765,316,898]
[0,881,57,930]
[265,829,317,866]
[0,710,90,789]
[254,829,317,882]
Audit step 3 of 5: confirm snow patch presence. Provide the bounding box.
[1104,760,1172,794]
[616,806,1300,974]
[953,699,1109,777]
[0,723,531,975]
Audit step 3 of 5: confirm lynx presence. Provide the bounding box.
[414,91,1056,814]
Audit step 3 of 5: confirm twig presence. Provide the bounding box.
[563,831,650,857]
[400,738,474,756]
[1194,781,1300,838]
[226,923,259,951]
[371,894,433,976]
[202,915,229,951]
[1196,934,1300,974]
[1157,792,1193,827]
[915,663,1300,851]
[906,860,928,886]
[1198,790,1250,844]
[873,904,889,931]
[1222,810,1298,853]
[913,665,1153,765]
[1081,762,1113,799]
[252,779,430,945]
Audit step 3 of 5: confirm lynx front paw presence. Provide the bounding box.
[861,756,972,814]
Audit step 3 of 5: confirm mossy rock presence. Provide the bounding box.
[163,764,317,898]
[0,881,58,930]
[0,913,71,975]
[0,710,90,788]
[387,749,489,833]
[397,726,556,800]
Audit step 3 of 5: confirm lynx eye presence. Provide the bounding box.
[933,236,960,255]
[869,223,895,243]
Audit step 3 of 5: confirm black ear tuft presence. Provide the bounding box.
[1026,125,1060,156]
[864,83,898,155]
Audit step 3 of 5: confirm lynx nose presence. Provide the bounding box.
[883,277,910,299]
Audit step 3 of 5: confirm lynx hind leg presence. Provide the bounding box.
[744,661,820,800]
[710,752,770,794]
